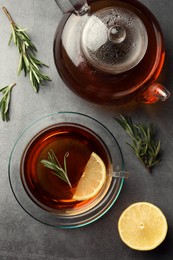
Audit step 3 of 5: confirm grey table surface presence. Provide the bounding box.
[0,0,173,259]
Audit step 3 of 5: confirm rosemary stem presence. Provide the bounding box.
[115,115,161,173]
[11,83,16,88]
[2,7,15,25]
[3,7,51,92]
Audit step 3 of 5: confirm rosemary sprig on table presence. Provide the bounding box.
[0,83,16,121]
[2,7,51,92]
[114,115,161,172]
[41,149,72,188]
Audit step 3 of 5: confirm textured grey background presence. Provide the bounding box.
[0,0,173,259]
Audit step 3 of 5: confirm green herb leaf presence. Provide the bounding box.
[41,150,72,188]
[0,83,16,121]
[114,115,161,172]
[3,7,51,92]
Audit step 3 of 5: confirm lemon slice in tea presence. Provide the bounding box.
[73,152,106,201]
[118,202,168,251]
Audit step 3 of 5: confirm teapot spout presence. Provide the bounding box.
[55,0,90,15]
[136,83,171,104]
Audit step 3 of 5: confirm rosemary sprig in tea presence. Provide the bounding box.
[2,7,51,92]
[114,115,161,172]
[0,83,16,121]
[41,149,72,188]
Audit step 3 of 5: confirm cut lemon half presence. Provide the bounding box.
[72,152,106,201]
[118,202,168,251]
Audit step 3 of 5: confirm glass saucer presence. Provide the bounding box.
[8,112,125,228]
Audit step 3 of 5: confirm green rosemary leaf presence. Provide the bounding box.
[3,7,51,92]
[29,71,38,92]
[23,54,30,71]
[11,23,16,44]
[0,102,5,121]
[30,56,46,66]
[32,69,40,84]
[29,58,39,70]
[17,54,23,75]
[8,33,13,45]
[41,150,72,188]
[155,141,161,157]
[114,115,161,172]
[64,152,69,174]
[16,27,28,32]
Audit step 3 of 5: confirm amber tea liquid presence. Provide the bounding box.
[54,0,165,105]
[20,123,111,212]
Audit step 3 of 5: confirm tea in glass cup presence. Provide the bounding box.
[9,112,125,227]
[20,123,112,213]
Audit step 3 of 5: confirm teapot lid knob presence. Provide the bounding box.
[81,6,148,74]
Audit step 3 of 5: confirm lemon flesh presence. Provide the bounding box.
[118,202,168,251]
[72,152,106,201]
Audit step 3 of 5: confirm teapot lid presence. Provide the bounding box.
[81,6,148,74]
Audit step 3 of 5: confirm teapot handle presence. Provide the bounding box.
[55,0,90,15]
[136,83,171,104]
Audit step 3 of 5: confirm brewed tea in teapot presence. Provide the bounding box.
[54,0,170,105]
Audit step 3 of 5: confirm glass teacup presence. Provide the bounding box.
[9,112,126,228]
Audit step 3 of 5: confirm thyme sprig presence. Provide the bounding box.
[2,7,51,92]
[114,115,161,172]
[0,83,16,121]
[41,149,72,188]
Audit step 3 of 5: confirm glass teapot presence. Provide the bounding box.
[53,0,170,105]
